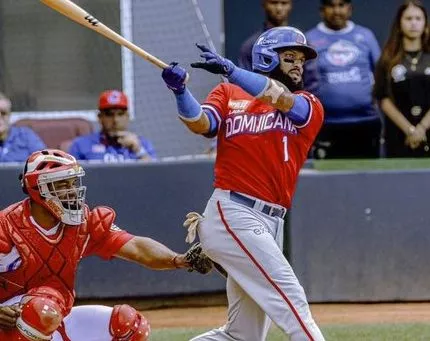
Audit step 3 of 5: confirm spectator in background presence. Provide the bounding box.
[69,90,156,162]
[0,92,46,162]
[304,0,382,159]
[238,0,293,70]
[373,0,430,157]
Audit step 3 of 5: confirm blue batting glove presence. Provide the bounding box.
[190,44,235,76]
[162,62,188,94]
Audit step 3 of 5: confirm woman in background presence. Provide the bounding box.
[374,0,430,157]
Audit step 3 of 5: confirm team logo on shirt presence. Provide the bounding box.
[92,144,106,153]
[391,64,407,83]
[225,111,298,138]
[326,40,360,66]
[228,100,250,114]
[354,33,365,43]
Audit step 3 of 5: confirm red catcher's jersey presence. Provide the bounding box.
[203,83,324,208]
[0,199,133,314]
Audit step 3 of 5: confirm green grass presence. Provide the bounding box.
[313,158,430,171]
[150,323,430,340]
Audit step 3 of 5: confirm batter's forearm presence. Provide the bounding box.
[115,236,187,270]
[227,67,295,112]
[173,88,211,134]
[180,114,211,134]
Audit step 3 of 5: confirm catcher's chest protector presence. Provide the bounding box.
[0,201,91,314]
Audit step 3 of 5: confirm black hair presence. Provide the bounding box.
[321,0,351,5]
[19,162,29,194]
[256,66,304,92]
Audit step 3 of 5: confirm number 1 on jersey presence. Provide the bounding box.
[282,136,289,162]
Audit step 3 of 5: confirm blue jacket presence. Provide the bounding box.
[68,132,156,162]
[0,126,46,162]
[304,21,381,124]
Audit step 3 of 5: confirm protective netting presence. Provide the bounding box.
[0,0,121,111]
[130,0,221,157]
[0,0,221,157]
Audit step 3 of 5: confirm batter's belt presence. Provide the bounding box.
[230,191,287,219]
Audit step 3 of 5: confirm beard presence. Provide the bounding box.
[265,66,304,92]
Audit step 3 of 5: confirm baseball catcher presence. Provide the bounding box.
[0,149,211,340]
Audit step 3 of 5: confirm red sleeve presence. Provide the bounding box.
[83,206,134,260]
[294,90,324,142]
[0,214,13,254]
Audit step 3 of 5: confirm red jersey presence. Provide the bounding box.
[0,199,133,314]
[203,83,324,208]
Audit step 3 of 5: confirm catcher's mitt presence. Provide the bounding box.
[185,242,213,274]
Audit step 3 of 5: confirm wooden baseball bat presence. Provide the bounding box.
[40,0,169,69]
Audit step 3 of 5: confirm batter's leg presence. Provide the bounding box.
[197,192,325,341]
[190,275,271,341]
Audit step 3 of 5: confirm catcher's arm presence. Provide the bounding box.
[115,236,213,274]
[115,236,189,270]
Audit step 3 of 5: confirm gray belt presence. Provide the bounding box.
[230,191,287,219]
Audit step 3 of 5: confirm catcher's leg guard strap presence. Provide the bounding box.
[109,304,151,341]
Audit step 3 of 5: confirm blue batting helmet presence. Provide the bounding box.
[252,26,317,73]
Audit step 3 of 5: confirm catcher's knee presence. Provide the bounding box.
[16,287,66,340]
[109,304,151,341]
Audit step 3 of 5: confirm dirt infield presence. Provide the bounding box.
[78,294,430,329]
[141,302,430,329]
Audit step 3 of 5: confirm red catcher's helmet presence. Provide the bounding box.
[20,149,86,226]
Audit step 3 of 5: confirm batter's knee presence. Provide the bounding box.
[16,286,66,340]
[109,304,151,341]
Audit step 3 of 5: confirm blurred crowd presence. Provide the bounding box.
[1,0,429,163]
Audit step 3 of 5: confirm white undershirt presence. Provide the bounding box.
[29,216,60,236]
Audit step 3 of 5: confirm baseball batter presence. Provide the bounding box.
[0,149,209,340]
[162,27,325,340]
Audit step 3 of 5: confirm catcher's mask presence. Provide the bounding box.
[252,26,317,73]
[19,149,86,226]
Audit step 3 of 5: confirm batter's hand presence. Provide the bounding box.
[0,304,21,329]
[162,62,189,94]
[191,44,235,76]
